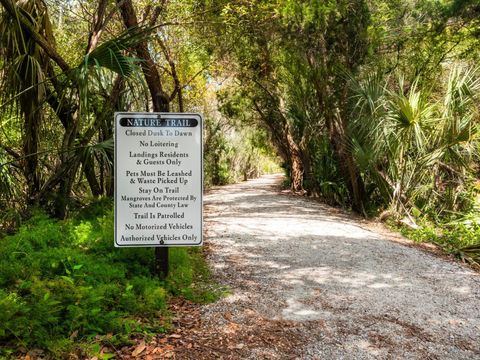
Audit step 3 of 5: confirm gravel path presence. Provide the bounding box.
[196,174,480,359]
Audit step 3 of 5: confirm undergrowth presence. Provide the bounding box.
[394,211,480,268]
[0,200,220,359]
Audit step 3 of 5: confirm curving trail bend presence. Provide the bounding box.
[193,174,480,359]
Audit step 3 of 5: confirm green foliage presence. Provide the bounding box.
[361,67,477,211]
[84,27,146,77]
[0,203,219,358]
[399,210,480,266]
[309,135,349,205]
[203,105,281,187]
[0,4,477,359]
[198,0,479,258]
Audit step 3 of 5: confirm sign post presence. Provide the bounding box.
[114,112,203,278]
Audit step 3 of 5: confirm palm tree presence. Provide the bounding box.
[349,66,479,217]
[0,0,143,217]
[0,0,54,203]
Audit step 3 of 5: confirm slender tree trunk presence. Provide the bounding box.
[212,152,221,185]
[54,114,80,218]
[285,125,304,192]
[327,110,366,213]
[307,42,366,212]
[299,146,316,196]
[252,98,305,192]
[22,101,41,205]
[117,0,169,112]
[82,155,102,197]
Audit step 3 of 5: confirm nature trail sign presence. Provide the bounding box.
[114,112,203,248]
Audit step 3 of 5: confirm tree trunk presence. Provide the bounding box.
[327,110,366,213]
[285,125,304,192]
[307,40,366,212]
[22,101,41,205]
[252,99,305,191]
[82,154,102,197]
[117,0,169,112]
[299,146,316,196]
[54,115,80,218]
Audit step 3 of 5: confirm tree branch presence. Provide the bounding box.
[86,0,108,54]
[0,0,70,72]
[116,0,169,112]
[0,142,21,160]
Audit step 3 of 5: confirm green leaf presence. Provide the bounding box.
[101,353,116,360]
[83,26,150,77]
[60,276,74,285]
[90,307,101,315]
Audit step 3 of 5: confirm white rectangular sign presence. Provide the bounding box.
[114,112,203,247]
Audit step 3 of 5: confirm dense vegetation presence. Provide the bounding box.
[0,201,219,357]
[0,0,479,356]
[194,0,479,264]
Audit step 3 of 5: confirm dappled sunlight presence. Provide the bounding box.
[204,175,480,358]
[211,218,376,241]
[449,286,472,295]
[282,298,325,320]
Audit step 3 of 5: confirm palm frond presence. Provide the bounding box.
[349,71,386,117]
[82,138,114,166]
[83,26,150,77]
[0,149,19,202]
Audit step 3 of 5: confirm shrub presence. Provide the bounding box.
[399,211,480,266]
[0,202,219,358]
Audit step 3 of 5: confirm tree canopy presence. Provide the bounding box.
[0,0,479,356]
[0,0,477,224]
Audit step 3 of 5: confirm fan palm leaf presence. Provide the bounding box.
[0,0,53,200]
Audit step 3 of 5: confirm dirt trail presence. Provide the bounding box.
[177,174,480,359]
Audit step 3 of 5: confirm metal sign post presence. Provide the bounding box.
[114,112,203,278]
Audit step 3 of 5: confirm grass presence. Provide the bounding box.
[0,199,221,359]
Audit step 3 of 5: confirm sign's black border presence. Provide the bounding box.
[114,112,204,247]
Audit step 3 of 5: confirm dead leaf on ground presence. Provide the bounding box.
[132,341,146,357]
[164,345,175,352]
[101,346,113,354]
[151,347,162,354]
[158,337,168,344]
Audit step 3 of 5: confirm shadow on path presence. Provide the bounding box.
[196,175,480,359]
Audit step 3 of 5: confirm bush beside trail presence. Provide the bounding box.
[0,200,218,359]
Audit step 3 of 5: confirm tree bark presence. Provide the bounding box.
[82,154,102,197]
[327,110,366,213]
[252,98,304,191]
[307,39,366,212]
[86,0,108,54]
[117,0,169,112]
[285,124,304,192]
[22,101,41,204]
